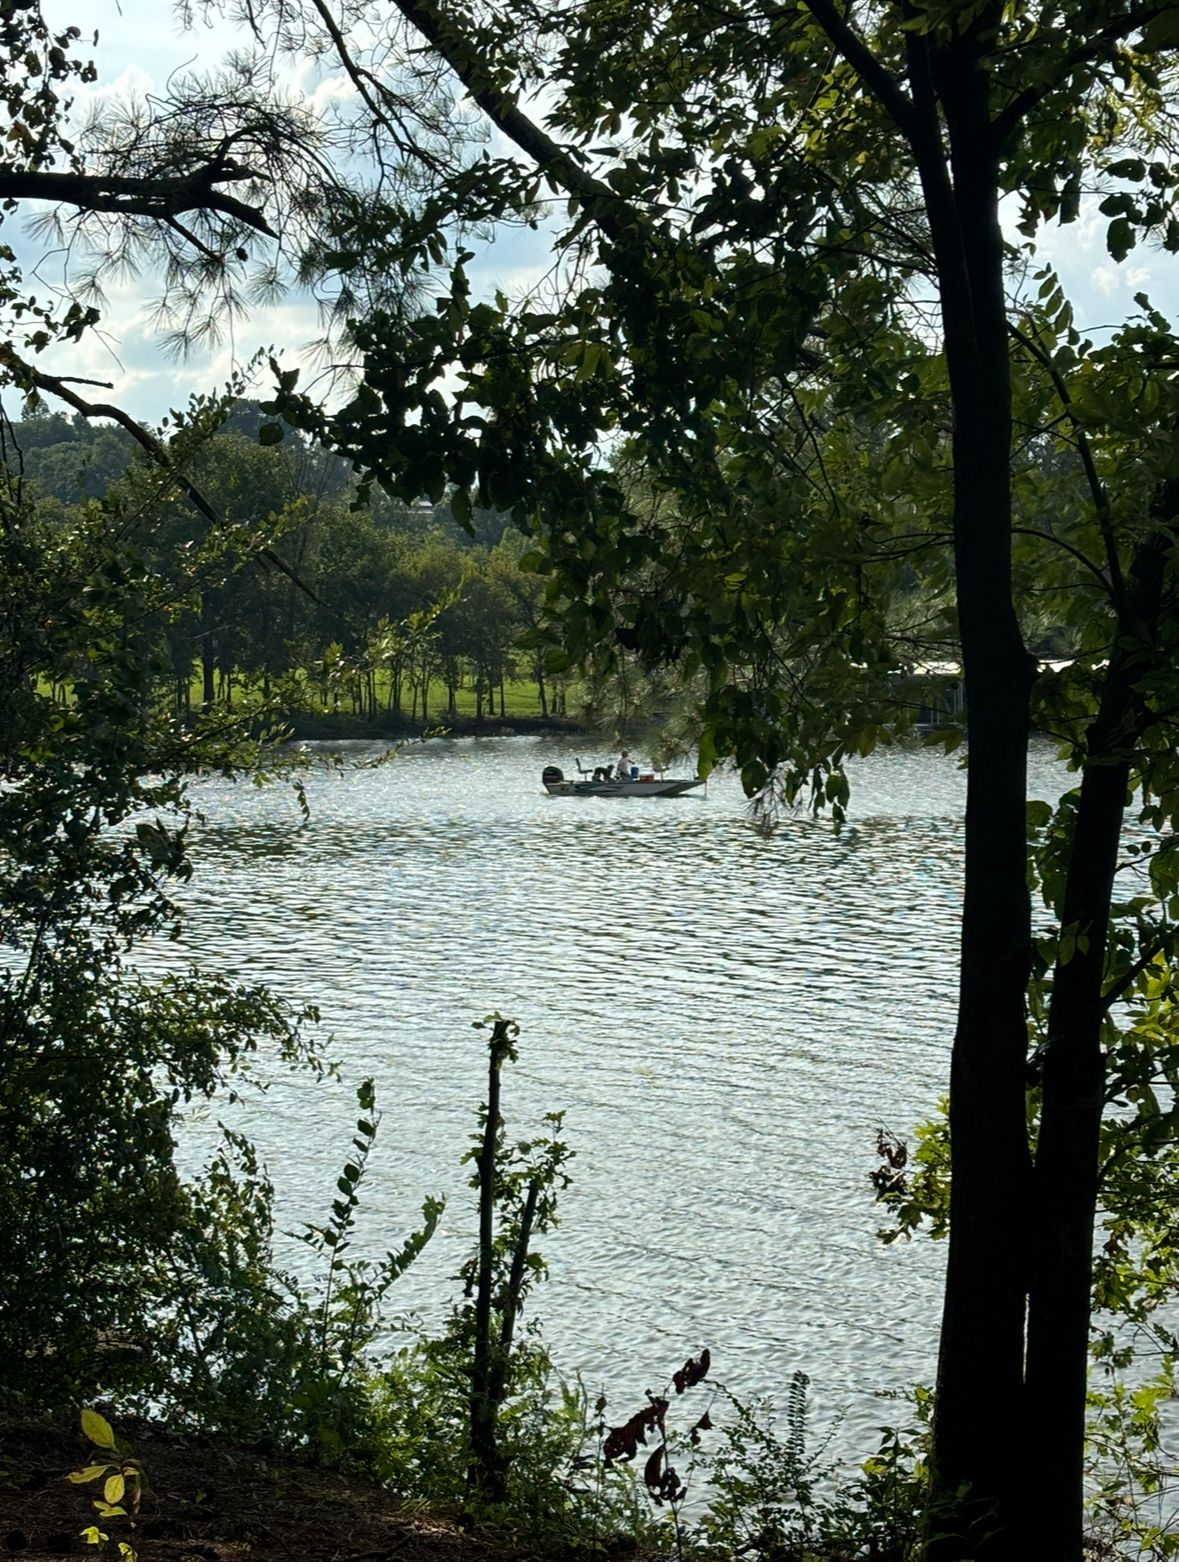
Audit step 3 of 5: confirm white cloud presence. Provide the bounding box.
[1089,262,1152,299]
[1016,191,1179,334]
[22,261,334,426]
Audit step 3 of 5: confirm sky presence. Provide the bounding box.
[19,0,1179,426]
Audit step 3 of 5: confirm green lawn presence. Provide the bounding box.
[185,668,573,723]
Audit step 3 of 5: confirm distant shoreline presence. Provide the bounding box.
[281,711,589,743]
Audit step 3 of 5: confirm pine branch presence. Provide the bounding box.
[0,168,276,238]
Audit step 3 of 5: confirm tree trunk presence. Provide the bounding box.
[1025,523,1172,1558]
[200,594,215,712]
[469,1021,511,1502]
[910,27,1035,1555]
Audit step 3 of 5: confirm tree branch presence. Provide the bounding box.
[801,0,916,142]
[1011,526,1112,596]
[387,0,652,246]
[1007,318,1126,612]
[0,168,277,238]
[991,6,1170,148]
[308,0,448,176]
[1101,930,1176,1015]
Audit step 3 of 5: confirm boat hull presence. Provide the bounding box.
[543,777,704,798]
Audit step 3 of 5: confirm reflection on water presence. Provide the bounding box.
[152,734,1065,1460]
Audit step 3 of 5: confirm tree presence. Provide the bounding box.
[0,419,329,1409]
[0,5,430,1420]
[488,529,553,716]
[244,0,1179,1554]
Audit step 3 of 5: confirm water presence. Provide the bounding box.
[161,734,1066,1461]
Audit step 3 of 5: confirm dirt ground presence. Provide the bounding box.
[0,1412,535,1562]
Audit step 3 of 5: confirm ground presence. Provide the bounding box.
[0,1413,554,1562]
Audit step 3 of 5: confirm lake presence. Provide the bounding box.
[165,733,1068,1463]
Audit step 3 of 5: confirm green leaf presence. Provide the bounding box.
[1106,216,1135,262]
[103,1473,126,1505]
[68,1464,112,1485]
[450,486,472,530]
[81,1410,115,1451]
[258,421,285,446]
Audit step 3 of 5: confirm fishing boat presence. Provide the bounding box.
[541,761,705,798]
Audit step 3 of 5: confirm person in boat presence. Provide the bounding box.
[616,748,633,780]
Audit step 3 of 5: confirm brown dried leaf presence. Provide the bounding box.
[643,1443,665,1494]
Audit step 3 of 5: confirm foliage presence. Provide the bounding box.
[289,1080,444,1464]
[351,1020,670,1556]
[233,0,1179,1548]
[0,392,454,1450]
[598,1349,713,1556]
[1085,1360,1179,1561]
[68,1410,142,1561]
[696,1379,933,1562]
[0,444,323,1410]
[133,1085,443,1465]
[871,1107,952,1246]
[451,1016,572,1501]
[2,401,559,727]
[8,0,1179,1551]
[367,1341,652,1556]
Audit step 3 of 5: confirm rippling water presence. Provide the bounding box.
[159,734,1067,1460]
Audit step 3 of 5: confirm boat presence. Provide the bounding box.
[541,761,705,798]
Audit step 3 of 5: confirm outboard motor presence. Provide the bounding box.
[542,765,564,788]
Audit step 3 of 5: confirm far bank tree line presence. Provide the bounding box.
[8,400,566,725]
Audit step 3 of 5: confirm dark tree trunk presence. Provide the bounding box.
[469,1020,512,1503]
[909,24,1035,1556]
[536,660,548,718]
[1024,521,1173,1558]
